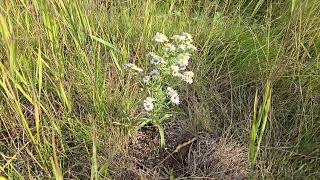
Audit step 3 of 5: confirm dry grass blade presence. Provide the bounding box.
[51,132,63,180]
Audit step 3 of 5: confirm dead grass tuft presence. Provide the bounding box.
[186,133,247,179]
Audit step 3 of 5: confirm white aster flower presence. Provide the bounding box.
[149,69,160,80]
[166,87,180,105]
[143,97,155,112]
[123,63,143,72]
[163,43,176,52]
[177,53,190,67]
[153,32,169,43]
[182,71,194,84]
[170,93,180,105]
[171,65,181,77]
[171,35,187,42]
[143,75,151,84]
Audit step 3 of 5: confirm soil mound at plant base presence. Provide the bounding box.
[110,120,247,179]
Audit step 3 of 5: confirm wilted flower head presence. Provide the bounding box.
[143,97,155,112]
[151,58,160,65]
[149,69,160,80]
[182,32,193,42]
[147,52,166,65]
[153,32,169,43]
[182,71,194,84]
[143,75,151,84]
[123,63,143,72]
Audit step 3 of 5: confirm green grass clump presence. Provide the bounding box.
[0,0,319,179]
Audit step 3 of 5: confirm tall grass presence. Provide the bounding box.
[249,81,271,177]
[0,0,319,179]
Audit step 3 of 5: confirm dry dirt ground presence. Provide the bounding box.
[110,120,248,179]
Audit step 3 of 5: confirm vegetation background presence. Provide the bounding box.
[0,0,319,179]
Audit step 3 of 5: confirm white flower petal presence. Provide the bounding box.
[153,32,169,43]
[171,65,181,77]
[143,97,155,112]
[171,35,187,42]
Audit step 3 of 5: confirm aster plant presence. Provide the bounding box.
[124,32,197,148]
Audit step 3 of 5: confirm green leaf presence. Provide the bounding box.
[159,114,172,123]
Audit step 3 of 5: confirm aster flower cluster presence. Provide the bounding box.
[144,32,196,110]
[124,32,196,147]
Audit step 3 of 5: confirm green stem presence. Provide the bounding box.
[156,123,165,148]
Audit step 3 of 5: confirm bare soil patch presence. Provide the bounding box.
[110,120,247,179]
